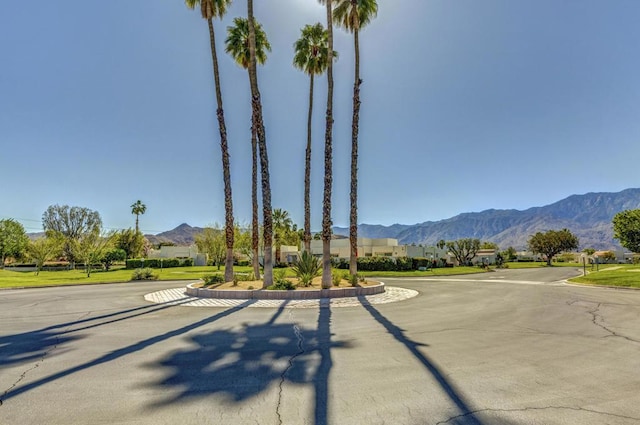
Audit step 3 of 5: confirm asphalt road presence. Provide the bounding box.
[1,268,639,425]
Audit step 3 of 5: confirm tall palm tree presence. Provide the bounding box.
[185,0,235,283]
[293,23,334,253]
[226,6,273,287]
[319,0,335,289]
[333,0,378,276]
[130,200,146,234]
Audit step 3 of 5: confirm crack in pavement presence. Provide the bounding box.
[587,303,640,344]
[0,310,92,406]
[435,405,640,424]
[275,309,305,425]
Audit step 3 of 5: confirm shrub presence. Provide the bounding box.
[236,260,250,267]
[131,268,158,281]
[203,274,224,286]
[348,273,359,287]
[267,280,296,290]
[125,257,193,269]
[292,252,321,287]
[332,270,344,286]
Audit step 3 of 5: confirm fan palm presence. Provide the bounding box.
[333,0,378,276]
[293,23,334,253]
[226,6,273,287]
[185,0,235,282]
[318,0,335,289]
[130,200,146,234]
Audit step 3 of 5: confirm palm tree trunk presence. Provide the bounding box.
[304,74,314,253]
[321,0,334,289]
[251,120,261,279]
[247,0,273,287]
[207,18,235,283]
[349,28,362,277]
[135,215,139,234]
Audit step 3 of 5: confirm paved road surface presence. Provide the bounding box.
[1,268,639,424]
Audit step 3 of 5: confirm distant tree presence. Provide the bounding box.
[74,230,117,277]
[601,251,617,263]
[101,248,126,271]
[42,205,102,269]
[0,219,29,267]
[613,209,640,253]
[437,239,446,250]
[195,225,226,271]
[502,246,517,261]
[130,200,147,234]
[582,248,596,256]
[480,241,499,250]
[27,236,62,275]
[234,224,253,264]
[273,208,293,262]
[446,238,481,266]
[116,228,145,259]
[528,229,579,266]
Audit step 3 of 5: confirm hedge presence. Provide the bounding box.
[125,258,194,269]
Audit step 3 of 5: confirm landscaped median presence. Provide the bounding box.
[186,280,385,300]
[568,264,640,289]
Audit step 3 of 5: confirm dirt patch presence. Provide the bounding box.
[197,276,377,291]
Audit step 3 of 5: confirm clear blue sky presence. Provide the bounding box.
[2,1,639,235]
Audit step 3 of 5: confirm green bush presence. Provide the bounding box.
[332,270,344,286]
[125,257,193,269]
[236,260,250,267]
[267,280,296,290]
[292,252,321,287]
[203,274,224,285]
[348,273,359,287]
[131,268,158,281]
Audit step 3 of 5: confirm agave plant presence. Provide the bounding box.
[292,251,321,287]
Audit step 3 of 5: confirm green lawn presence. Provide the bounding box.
[0,266,251,289]
[569,264,640,288]
[0,264,489,288]
[360,266,487,278]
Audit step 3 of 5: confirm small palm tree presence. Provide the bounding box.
[227,4,273,287]
[185,0,235,282]
[333,0,378,277]
[272,208,293,263]
[293,23,335,253]
[130,200,146,234]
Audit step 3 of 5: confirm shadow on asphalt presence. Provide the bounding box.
[0,299,255,404]
[0,297,195,371]
[145,301,346,425]
[357,296,487,425]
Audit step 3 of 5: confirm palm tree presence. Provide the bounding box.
[320,0,335,289]
[130,200,146,234]
[333,0,378,276]
[185,0,235,283]
[293,23,334,253]
[227,5,273,287]
[272,208,293,263]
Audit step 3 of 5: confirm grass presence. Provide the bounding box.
[0,266,254,289]
[569,264,640,288]
[359,266,487,277]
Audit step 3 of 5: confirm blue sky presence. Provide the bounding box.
[2,1,639,235]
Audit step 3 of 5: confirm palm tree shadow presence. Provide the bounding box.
[357,296,486,425]
[146,301,345,425]
[0,298,193,371]
[1,300,253,403]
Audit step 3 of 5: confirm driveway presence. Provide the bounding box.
[1,269,639,424]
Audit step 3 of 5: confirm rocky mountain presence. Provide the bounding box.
[333,188,640,250]
[145,223,204,246]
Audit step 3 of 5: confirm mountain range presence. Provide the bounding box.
[333,188,640,250]
[146,189,640,250]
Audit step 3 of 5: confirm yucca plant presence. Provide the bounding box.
[292,251,321,287]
